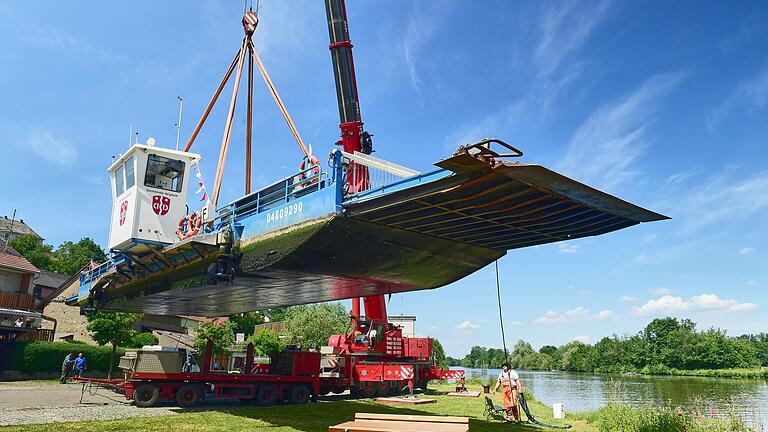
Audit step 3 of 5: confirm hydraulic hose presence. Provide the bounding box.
[518,393,572,429]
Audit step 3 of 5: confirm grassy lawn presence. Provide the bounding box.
[0,379,60,386]
[0,383,591,432]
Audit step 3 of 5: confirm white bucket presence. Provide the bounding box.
[553,403,565,419]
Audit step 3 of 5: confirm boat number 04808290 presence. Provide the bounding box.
[266,202,303,224]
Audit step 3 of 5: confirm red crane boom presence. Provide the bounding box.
[324,0,387,327]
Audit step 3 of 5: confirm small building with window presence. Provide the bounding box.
[108,142,201,252]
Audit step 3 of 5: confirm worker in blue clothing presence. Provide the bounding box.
[73,352,87,377]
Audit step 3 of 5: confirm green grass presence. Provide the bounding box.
[0,379,60,386]
[0,383,586,432]
[0,383,758,432]
[575,403,756,432]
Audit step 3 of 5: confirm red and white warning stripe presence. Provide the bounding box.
[400,365,414,380]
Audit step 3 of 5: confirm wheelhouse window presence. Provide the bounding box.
[125,155,135,189]
[115,164,125,196]
[144,154,185,192]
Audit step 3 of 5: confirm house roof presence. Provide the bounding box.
[36,265,85,311]
[0,238,39,274]
[34,271,70,289]
[0,216,42,240]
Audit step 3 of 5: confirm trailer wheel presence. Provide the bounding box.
[289,385,311,405]
[133,384,160,408]
[176,384,203,408]
[256,384,278,407]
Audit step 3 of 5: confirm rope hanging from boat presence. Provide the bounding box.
[495,260,572,429]
[495,260,509,361]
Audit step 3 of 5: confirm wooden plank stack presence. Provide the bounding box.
[329,413,469,432]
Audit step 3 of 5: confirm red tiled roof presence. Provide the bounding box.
[0,238,39,274]
[0,253,39,273]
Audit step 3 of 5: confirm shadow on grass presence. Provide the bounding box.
[169,397,543,432]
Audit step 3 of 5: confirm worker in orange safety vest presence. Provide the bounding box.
[493,361,522,421]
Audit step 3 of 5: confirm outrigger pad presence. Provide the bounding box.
[346,154,667,251]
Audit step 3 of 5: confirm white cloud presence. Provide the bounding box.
[508,321,523,326]
[708,64,768,127]
[572,335,591,344]
[428,325,438,331]
[534,0,611,78]
[739,247,755,255]
[445,1,612,150]
[747,281,758,287]
[632,294,759,316]
[12,26,138,65]
[669,171,768,235]
[579,290,595,296]
[25,131,77,166]
[534,307,616,325]
[401,3,440,95]
[558,243,581,254]
[620,295,637,302]
[558,73,683,191]
[649,287,671,295]
[455,321,480,334]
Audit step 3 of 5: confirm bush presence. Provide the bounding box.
[129,332,159,348]
[9,341,125,373]
[580,403,754,432]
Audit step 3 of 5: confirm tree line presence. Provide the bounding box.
[447,317,768,373]
[9,234,107,276]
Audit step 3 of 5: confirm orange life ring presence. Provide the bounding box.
[176,211,202,240]
[297,155,320,187]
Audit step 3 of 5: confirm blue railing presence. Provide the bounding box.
[223,163,333,223]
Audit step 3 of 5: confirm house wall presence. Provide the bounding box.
[0,271,23,293]
[40,278,95,344]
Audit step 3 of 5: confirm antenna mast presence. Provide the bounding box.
[175,96,184,151]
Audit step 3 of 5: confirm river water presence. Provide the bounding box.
[455,367,767,430]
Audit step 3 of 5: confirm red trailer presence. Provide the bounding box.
[73,342,320,408]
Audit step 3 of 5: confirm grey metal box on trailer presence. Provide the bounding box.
[119,349,185,374]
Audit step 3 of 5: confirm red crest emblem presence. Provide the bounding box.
[152,195,171,216]
[119,200,128,226]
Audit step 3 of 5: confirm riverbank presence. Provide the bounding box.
[632,366,768,379]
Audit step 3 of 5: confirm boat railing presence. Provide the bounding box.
[339,150,419,196]
[223,164,331,223]
[80,254,127,285]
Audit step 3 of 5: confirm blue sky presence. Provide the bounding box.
[1,1,767,357]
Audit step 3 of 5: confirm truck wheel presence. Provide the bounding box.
[256,384,278,407]
[289,385,311,405]
[176,384,203,408]
[319,386,332,396]
[331,387,346,395]
[375,381,389,397]
[417,379,429,392]
[133,384,160,407]
[360,382,377,398]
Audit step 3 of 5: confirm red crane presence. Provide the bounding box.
[324,0,388,330]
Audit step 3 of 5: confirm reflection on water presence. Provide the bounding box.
[456,367,766,430]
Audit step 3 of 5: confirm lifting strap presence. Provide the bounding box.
[182,11,311,206]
